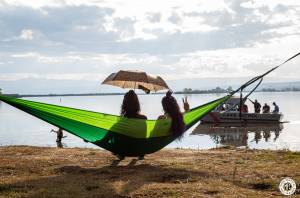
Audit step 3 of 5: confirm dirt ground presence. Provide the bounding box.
[0,146,299,198]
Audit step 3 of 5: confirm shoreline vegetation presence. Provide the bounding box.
[1,86,300,98]
[0,146,299,197]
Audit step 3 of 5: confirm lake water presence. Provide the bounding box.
[0,92,300,151]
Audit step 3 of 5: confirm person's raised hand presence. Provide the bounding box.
[182,96,190,112]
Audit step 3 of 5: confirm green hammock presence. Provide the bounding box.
[0,94,229,156]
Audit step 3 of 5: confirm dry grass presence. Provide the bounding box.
[0,146,299,198]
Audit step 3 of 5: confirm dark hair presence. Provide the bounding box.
[162,90,185,137]
[121,90,141,118]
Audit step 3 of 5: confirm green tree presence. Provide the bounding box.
[226,86,233,93]
[183,88,193,93]
[215,86,222,93]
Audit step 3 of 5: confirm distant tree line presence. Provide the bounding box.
[176,86,234,94]
[261,87,300,92]
[177,86,300,94]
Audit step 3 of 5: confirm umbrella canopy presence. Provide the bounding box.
[102,70,169,93]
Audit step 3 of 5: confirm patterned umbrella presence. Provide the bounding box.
[102,70,169,93]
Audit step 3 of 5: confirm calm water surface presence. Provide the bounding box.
[0,92,299,151]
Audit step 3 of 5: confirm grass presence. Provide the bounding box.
[0,146,299,198]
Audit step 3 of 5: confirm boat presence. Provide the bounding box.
[201,96,283,123]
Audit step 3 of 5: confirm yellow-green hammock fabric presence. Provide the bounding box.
[0,95,229,156]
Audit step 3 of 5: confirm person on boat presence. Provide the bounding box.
[51,128,66,143]
[217,104,225,111]
[237,102,248,113]
[244,104,249,113]
[241,103,248,113]
[158,90,189,138]
[262,103,270,113]
[253,99,261,113]
[121,90,147,119]
[272,102,279,113]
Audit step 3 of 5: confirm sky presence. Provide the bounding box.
[0,0,300,94]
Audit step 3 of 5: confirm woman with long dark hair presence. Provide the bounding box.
[159,90,189,138]
[121,90,147,119]
[113,90,147,161]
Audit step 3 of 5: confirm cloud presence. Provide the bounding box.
[19,29,34,40]
[1,1,299,54]
[0,73,107,81]
[147,13,161,23]
[0,5,116,52]
[2,29,37,42]
[0,0,300,94]
[168,12,182,25]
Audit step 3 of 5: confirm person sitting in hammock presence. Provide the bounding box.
[158,90,189,138]
[113,90,147,161]
[121,90,147,119]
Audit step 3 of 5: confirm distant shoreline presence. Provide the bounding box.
[2,89,300,98]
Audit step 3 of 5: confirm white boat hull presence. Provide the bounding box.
[201,112,282,123]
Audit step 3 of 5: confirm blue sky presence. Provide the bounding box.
[0,0,300,94]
